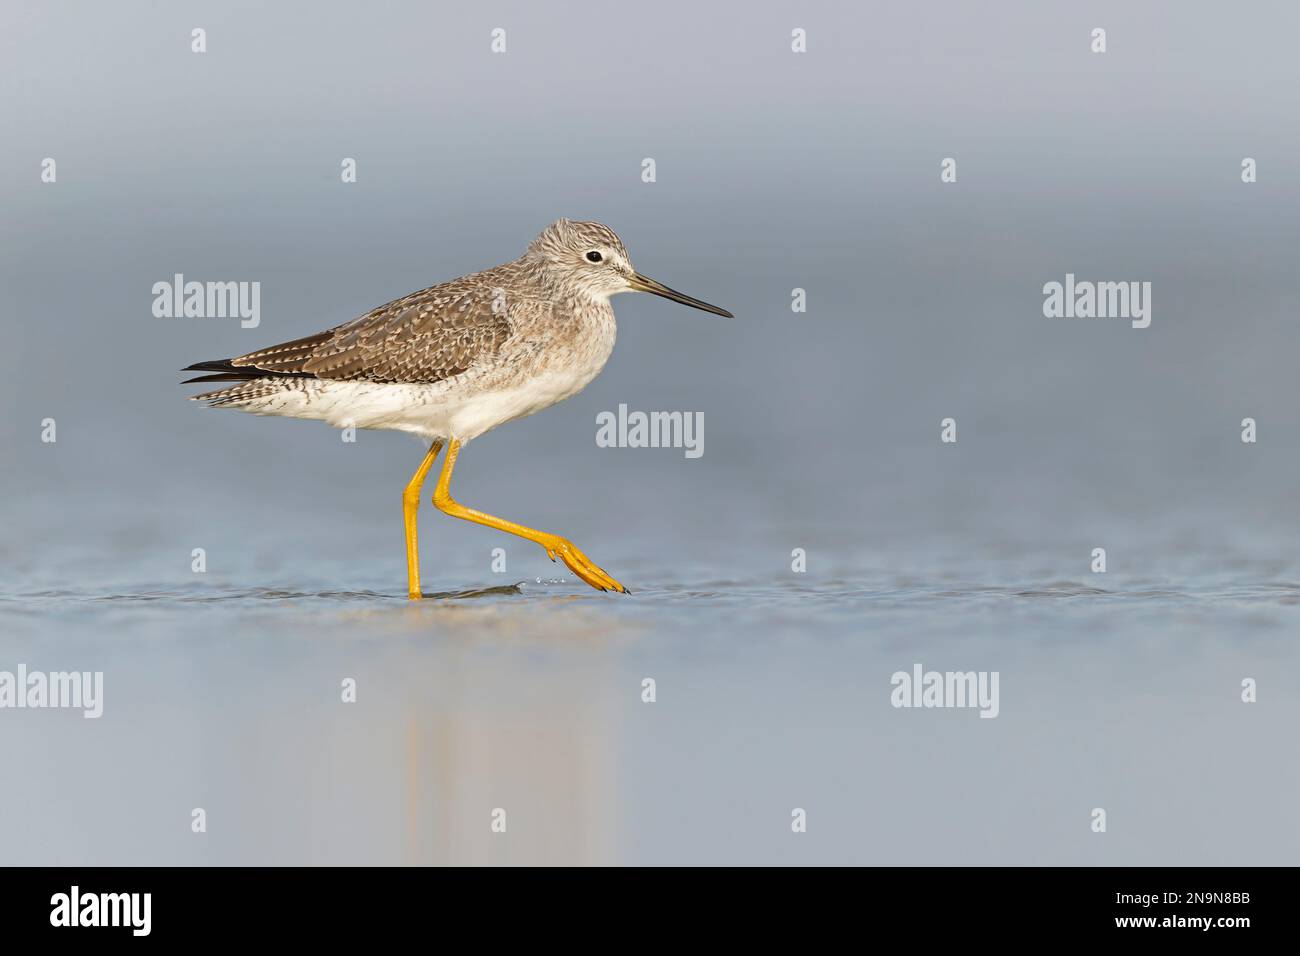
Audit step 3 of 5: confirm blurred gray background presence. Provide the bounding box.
[1,0,1297,865]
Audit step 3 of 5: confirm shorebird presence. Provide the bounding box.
[183,219,733,598]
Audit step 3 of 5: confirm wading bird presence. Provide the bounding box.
[184,219,733,597]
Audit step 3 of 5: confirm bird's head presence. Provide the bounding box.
[526,218,733,317]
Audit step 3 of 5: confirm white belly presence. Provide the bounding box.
[441,365,605,441]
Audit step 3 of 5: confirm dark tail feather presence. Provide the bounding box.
[182,359,255,385]
[182,372,255,384]
[183,359,240,374]
[181,358,310,385]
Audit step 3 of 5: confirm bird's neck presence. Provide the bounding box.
[518,255,610,308]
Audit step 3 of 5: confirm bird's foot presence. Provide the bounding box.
[539,535,629,593]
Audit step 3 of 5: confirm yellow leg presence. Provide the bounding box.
[404,440,444,600]
[432,438,628,594]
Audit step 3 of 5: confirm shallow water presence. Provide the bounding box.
[2,524,1297,866]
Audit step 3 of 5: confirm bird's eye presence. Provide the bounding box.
[586,250,603,263]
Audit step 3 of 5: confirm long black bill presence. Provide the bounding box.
[629,273,734,317]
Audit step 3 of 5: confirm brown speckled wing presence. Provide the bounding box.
[230,274,515,384]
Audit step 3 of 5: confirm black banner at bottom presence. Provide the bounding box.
[0,867,1275,941]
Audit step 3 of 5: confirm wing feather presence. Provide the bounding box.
[227,270,517,385]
